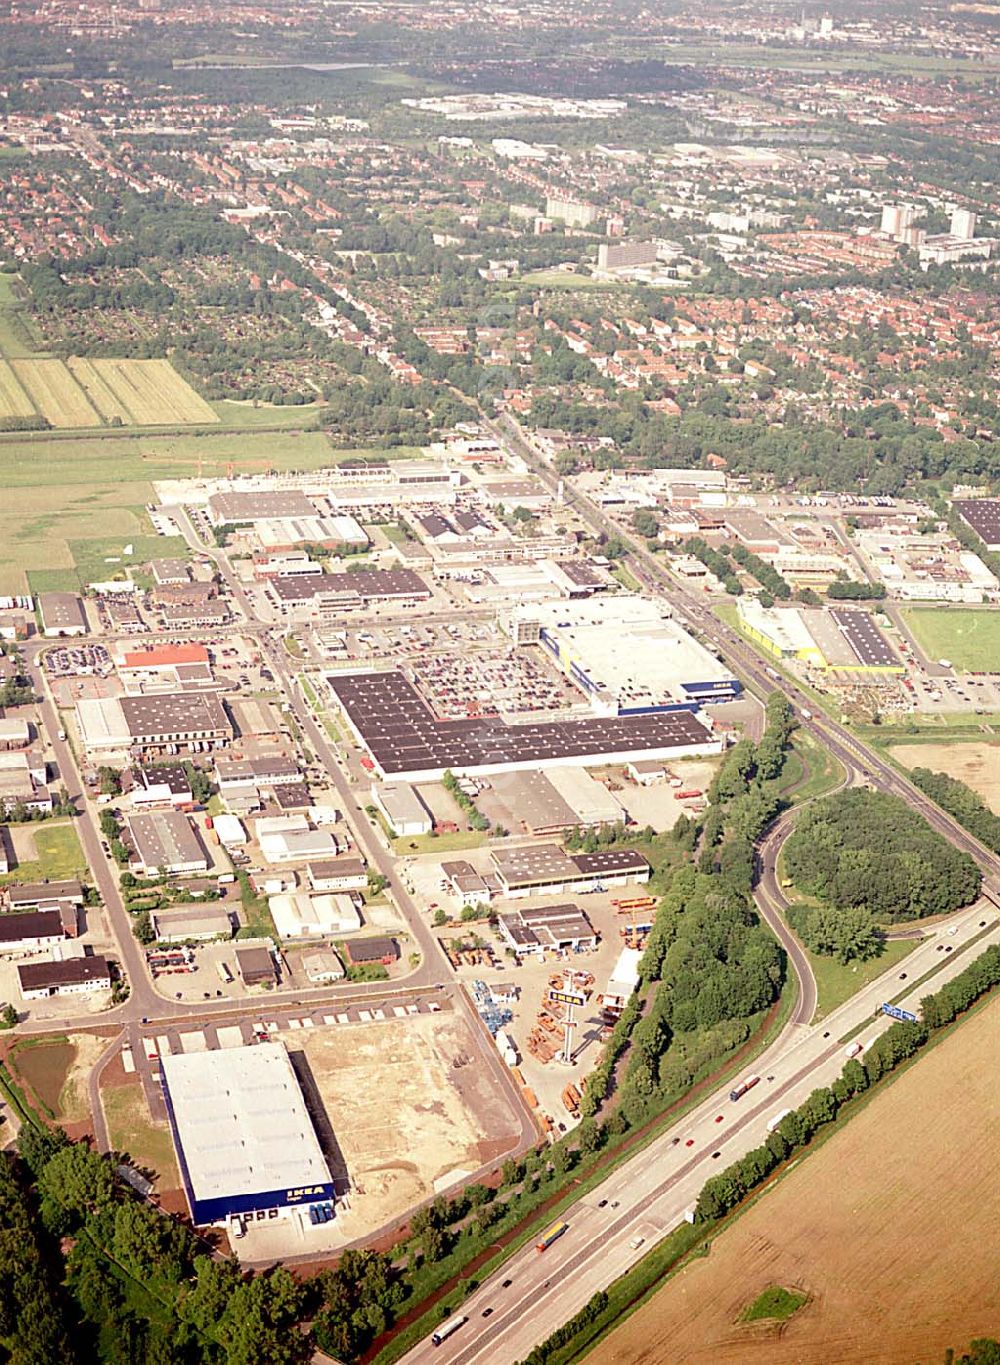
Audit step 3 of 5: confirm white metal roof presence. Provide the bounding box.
[161,1044,332,1202]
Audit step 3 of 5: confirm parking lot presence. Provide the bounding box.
[410,647,577,720]
[44,643,113,678]
[315,616,499,666]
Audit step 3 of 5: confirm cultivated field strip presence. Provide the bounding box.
[67,357,137,424]
[92,358,218,424]
[0,356,217,428]
[0,360,38,418]
[11,358,101,427]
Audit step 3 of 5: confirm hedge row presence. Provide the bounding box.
[695,943,1000,1222]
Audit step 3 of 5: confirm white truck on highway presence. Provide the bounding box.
[766,1108,793,1132]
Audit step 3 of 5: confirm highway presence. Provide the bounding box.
[389,414,1000,1362]
[402,893,1000,1365]
[16,424,1000,1333]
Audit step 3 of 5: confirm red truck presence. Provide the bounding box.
[729,1073,761,1103]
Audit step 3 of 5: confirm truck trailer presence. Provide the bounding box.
[729,1073,761,1102]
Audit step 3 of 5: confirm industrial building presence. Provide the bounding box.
[508,597,741,715]
[306,857,368,893]
[737,600,903,674]
[268,893,361,939]
[497,902,598,957]
[76,693,233,758]
[490,844,650,898]
[371,783,433,837]
[440,859,494,905]
[254,515,368,553]
[160,1045,336,1226]
[259,826,341,865]
[127,763,194,810]
[235,945,277,986]
[855,527,998,603]
[265,569,431,623]
[0,909,67,955]
[38,592,87,637]
[344,936,397,966]
[7,879,83,912]
[206,490,318,526]
[601,946,643,1016]
[18,955,111,999]
[955,499,1000,552]
[126,811,209,877]
[326,669,722,783]
[489,767,624,837]
[150,904,235,943]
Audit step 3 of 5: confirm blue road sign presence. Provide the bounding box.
[881,1002,918,1023]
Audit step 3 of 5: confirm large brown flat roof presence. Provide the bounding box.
[327,671,713,777]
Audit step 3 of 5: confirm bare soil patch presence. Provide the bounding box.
[288,1013,522,1239]
[893,741,1000,815]
[601,994,1000,1365]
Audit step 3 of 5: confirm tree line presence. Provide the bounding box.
[909,767,1000,856]
[582,695,794,1126]
[694,941,1000,1224]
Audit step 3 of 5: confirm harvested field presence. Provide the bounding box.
[892,740,1000,815]
[67,357,136,424]
[601,994,1000,1365]
[288,1012,523,1239]
[91,358,218,425]
[11,358,99,427]
[0,360,37,419]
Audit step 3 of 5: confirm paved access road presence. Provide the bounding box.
[402,894,1000,1364]
[17,512,536,1167]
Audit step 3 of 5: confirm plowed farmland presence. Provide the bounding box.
[600,993,1000,1365]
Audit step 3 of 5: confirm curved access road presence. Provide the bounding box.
[401,889,1000,1365]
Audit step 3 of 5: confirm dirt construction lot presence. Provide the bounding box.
[287,1011,523,1239]
[601,993,1000,1365]
[892,741,1000,816]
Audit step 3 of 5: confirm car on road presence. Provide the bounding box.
[501,1280,513,1289]
[714,1114,724,1123]
[685,1138,694,1147]
[628,1235,645,1250]
[481,1308,493,1318]
[597,1199,608,1208]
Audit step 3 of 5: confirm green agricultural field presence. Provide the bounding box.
[902,607,1000,672]
[741,1285,809,1323]
[0,428,423,593]
[212,398,327,429]
[521,269,621,290]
